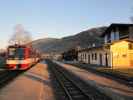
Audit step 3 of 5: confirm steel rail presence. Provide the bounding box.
[50,63,93,100]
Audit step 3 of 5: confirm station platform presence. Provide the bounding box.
[54,61,133,100]
[0,61,54,100]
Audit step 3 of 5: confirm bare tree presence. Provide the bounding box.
[9,24,32,45]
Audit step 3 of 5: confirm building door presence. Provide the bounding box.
[105,53,108,66]
[88,55,90,64]
[99,54,102,65]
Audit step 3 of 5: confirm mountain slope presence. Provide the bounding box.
[32,26,107,53]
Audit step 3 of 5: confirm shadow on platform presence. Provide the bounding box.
[24,72,51,87]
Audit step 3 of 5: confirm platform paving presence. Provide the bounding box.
[0,61,54,100]
[54,60,133,100]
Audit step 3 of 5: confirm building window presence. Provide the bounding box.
[104,35,107,43]
[84,53,86,59]
[92,53,94,60]
[107,34,111,43]
[119,27,129,37]
[129,43,133,50]
[122,54,127,57]
[111,31,115,41]
[115,31,119,40]
[94,53,97,60]
[88,54,90,63]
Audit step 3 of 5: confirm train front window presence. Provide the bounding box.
[8,48,24,59]
[8,48,16,58]
[16,48,24,59]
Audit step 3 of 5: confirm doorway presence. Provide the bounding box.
[88,55,90,64]
[99,54,102,65]
[105,53,108,66]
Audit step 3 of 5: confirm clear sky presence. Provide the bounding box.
[0,0,133,48]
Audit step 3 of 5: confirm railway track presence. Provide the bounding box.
[66,63,133,87]
[47,60,111,100]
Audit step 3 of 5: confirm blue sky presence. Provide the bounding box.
[0,0,133,48]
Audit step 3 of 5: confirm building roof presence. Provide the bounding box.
[110,39,133,45]
[78,46,103,52]
[101,23,133,37]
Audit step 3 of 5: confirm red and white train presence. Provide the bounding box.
[6,44,40,70]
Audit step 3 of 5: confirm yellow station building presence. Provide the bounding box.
[110,40,133,68]
[78,23,133,69]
